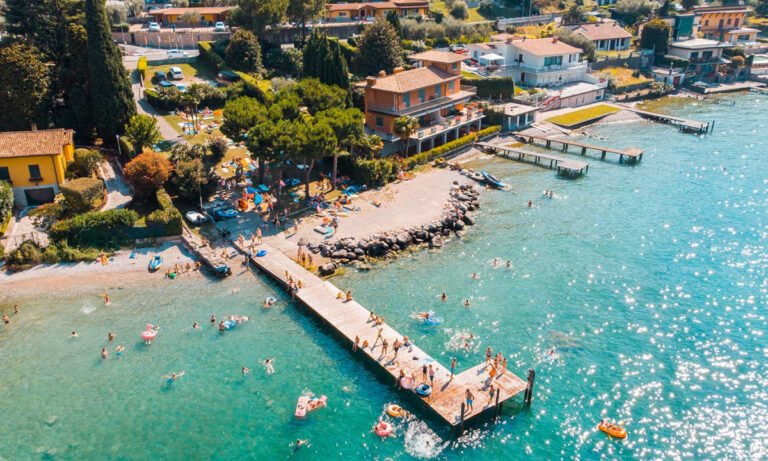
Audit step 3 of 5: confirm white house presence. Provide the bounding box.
[570,22,633,51]
[467,37,587,87]
[668,38,733,76]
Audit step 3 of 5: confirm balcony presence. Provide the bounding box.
[411,109,485,140]
[502,61,588,75]
[367,87,477,117]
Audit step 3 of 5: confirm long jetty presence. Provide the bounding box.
[477,141,589,177]
[234,238,530,430]
[617,104,713,134]
[518,134,644,164]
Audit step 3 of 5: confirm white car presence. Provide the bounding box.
[169,66,183,80]
[167,49,188,58]
[148,22,161,32]
[214,22,227,32]
[185,211,208,225]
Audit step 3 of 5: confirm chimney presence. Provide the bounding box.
[378,70,387,78]
[552,36,558,43]
[366,76,377,86]
[31,123,37,131]
[393,67,404,74]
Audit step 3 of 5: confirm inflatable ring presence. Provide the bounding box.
[387,404,405,418]
[415,383,432,397]
[256,250,267,257]
[375,421,393,437]
[265,296,276,305]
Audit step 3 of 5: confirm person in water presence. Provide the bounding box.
[3,314,10,324]
[464,299,471,308]
[242,365,250,376]
[101,348,109,359]
[164,371,185,383]
[441,292,447,302]
[71,331,78,338]
[192,322,200,329]
[116,345,125,357]
[471,273,479,279]
[528,200,533,208]
[108,332,115,342]
[264,358,275,375]
[210,315,216,326]
[293,439,309,451]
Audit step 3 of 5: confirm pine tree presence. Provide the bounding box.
[302,32,350,89]
[356,18,404,77]
[386,10,402,37]
[85,0,136,142]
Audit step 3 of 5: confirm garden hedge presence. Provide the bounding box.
[198,41,226,71]
[404,125,501,169]
[60,177,105,213]
[49,209,139,247]
[146,188,182,236]
[339,157,397,188]
[463,78,517,100]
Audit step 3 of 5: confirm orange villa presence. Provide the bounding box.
[359,51,483,156]
[693,4,758,45]
[324,0,429,22]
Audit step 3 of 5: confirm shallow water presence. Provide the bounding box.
[2,93,767,460]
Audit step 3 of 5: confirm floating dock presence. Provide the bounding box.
[617,104,713,134]
[477,142,589,178]
[519,134,643,163]
[235,239,530,429]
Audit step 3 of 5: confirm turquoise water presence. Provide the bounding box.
[2,93,768,460]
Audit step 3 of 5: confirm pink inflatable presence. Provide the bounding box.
[141,324,158,343]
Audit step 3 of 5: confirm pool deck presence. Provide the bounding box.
[235,238,529,428]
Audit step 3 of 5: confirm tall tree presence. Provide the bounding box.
[316,108,363,190]
[393,116,419,156]
[226,29,264,73]
[124,114,162,155]
[123,152,172,199]
[232,0,288,34]
[246,118,281,185]
[85,0,136,142]
[756,0,768,16]
[278,117,336,199]
[221,96,266,142]
[295,78,347,113]
[302,32,350,89]
[562,5,585,25]
[356,18,404,77]
[287,0,325,44]
[385,10,402,37]
[640,19,671,55]
[0,43,51,131]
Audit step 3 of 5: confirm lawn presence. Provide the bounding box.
[545,104,620,128]
[430,0,519,22]
[143,60,217,88]
[597,67,652,88]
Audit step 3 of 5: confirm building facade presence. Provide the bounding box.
[692,5,756,43]
[0,129,75,208]
[468,37,587,87]
[668,38,733,76]
[149,7,233,26]
[359,51,483,156]
[569,22,633,51]
[324,0,429,22]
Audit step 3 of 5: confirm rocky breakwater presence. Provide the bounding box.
[310,184,481,276]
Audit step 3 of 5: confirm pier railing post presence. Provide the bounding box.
[524,368,536,406]
[459,402,466,434]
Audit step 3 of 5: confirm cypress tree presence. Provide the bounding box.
[85,0,136,142]
[355,18,404,77]
[303,32,350,89]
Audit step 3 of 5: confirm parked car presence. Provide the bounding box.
[214,22,227,32]
[154,70,167,82]
[169,66,184,80]
[148,22,161,32]
[216,70,242,87]
[167,49,188,58]
[185,211,208,225]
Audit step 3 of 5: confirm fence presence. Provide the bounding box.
[112,30,230,49]
[589,49,654,71]
[497,14,556,30]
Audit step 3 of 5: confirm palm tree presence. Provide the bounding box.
[393,116,419,157]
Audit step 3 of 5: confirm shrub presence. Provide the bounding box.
[146,188,182,235]
[339,157,397,188]
[226,29,263,74]
[112,23,130,33]
[4,239,105,270]
[124,152,172,199]
[404,126,501,169]
[28,202,65,229]
[0,180,12,224]
[5,240,43,270]
[235,71,272,102]
[198,41,226,71]
[49,209,139,247]
[450,1,469,19]
[67,148,104,178]
[118,136,133,160]
[137,56,148,80]
[463,77,517,99]
[61,177,105,213]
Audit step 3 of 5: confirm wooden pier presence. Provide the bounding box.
[477,142,589,178]
[617,104,713,134]
[519,134,644,164]
[182,229,232,277]
[235,238,529,429]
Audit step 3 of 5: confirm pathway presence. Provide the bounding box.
[99,160,133,210]
[123,55,183,142]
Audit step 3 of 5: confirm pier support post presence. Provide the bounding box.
[459,403,466,434]
[494,388,501,417]
[524,368,536,406]
[545,140,551,148]
[601,150,606,160]
[582,147,587,155]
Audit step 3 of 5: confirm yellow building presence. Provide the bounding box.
[0,129,75,207]
[325,0,429,22]
[693,5,750,40]
[150,7,234,26]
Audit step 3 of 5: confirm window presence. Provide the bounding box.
[452,62,458,70]
[735,18,740,27]
[418,88,425,103]
[544,56,562,67]
[29,164,42,180]
[690,52,699,59]
[704,20,709,26]
[375,116,384,127]
[738,34,749,41]
[702,50,713,60]
[434,85,441,97]
[403,93,411,108]
[448,81,455,92]
[718,19,724,29]
[0,166,9,183]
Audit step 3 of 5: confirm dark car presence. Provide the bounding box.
[154,71,167,82]
[216,70,242,87]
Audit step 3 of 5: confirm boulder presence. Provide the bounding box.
[318,263,336,276]
[462,215,475,225]
[331,250,349,259]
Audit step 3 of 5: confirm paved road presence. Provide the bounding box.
[99,160,133,210]
[1,209,49,253]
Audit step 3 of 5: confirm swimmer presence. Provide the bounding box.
[219,321,226,332]
[293,439,309,451]
[210,315,216,326]
[441,292,447,302]
[193,322,200,329]
[163,371,185,383]
[493,257,499,267]
[506,260,511,268]
[116,345,125,356]
[101,348,108,359]
[464,299,471,308]
[70,331,78,338]
[242,365,250,376]
[471,272,479,280]
[263,358,275,375]
[528,200,533,208]
[2,314,8,324]
[108,332,115,342]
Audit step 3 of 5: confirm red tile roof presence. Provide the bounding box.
[512,37,582,56]
[151,7,233,17]
[0,129,73,159]
[573,23,633,41]
[408,50,467,64]
[362,66,459,93]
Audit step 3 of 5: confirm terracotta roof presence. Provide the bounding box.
[512,37,581,56]
[472,42,503,50]
[363,66,460,93]
[327,0,426,10]
[408,50,466,64]
[392,0,429,5]
[491,33,524,42]
[151,7,233,16]
[573,23,633,41]
[0,129,73,159]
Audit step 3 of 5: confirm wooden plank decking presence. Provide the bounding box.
[477,141,589,177]
[236,239,528,427]
[520,134,644,163]
[616,104,712,134]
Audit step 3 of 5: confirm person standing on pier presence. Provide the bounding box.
[465,389,475,413]
[485,347,493,367]
[422,364,428,384]
[381,338,389,358]
[256,227,263,244]
[450,358,457,381]
[373,328,384,348]
[353,336,360,352]
[428,365,435,390]
[392,338,402,358]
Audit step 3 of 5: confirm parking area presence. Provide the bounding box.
[144,61,217,89]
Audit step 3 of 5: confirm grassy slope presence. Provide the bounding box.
[545,104,619,127]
